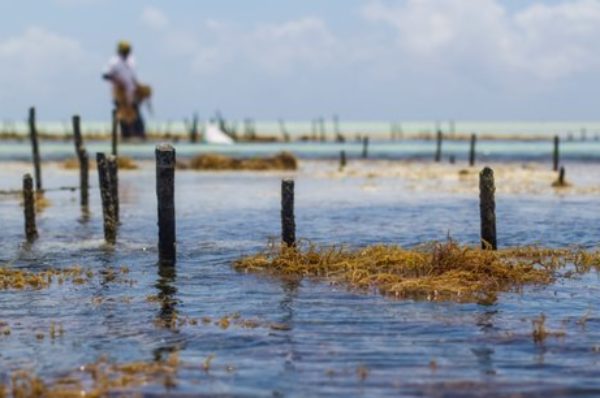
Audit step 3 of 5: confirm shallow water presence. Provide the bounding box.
[1,152,600,397]
[2,139,600,163]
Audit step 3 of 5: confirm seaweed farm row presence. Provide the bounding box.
[1,116,600,396]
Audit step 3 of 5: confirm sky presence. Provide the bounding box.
[0,0,600,122]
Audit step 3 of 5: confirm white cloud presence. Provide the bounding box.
[361,0,600,80]
[152,14,339,75]
[141,6,169,30]
[0,26,100,112]
[0,26,87,80]
[248,17,337,72]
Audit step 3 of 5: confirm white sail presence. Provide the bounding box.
[204,124,234,145]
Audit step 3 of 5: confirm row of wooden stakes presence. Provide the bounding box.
[20,141,499,271]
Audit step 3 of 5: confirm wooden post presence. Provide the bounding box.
[281,179,295,247]
[107,155,119,223]
[80,150,89,208]
[72,115,84,154]
[97,153,116,244]
[553,135,559,171]
[558,166,565,186]
[449,155,456,164]
[72,115,89,208]
[362,136,369,159]
[435,130,442,162]
[156,144,176,266]
[319,118,326,142]
[469,133,477,167]
[340,150,347,170]
[279,119,290,142]
[111,108,118,156]
[190,113,199,143]
[28,107,42,192]
[334,115,344,142]
[23,174,37,242]
[479,167,497,250]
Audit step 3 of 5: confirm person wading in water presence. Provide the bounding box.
[102,41,152,140]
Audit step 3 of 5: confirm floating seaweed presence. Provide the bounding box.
[6,353,184,398]
[62,156,138,170]
[183,151,298,171]
[0,265,132,291]
[532,313,566,344]
[234,240,600,305]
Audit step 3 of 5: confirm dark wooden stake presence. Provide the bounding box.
[281,179,295,247]
[553,135,560,171]
[340,150,347,170]
[107,155,119,223]
[558,166,565,186]
[469,133,477,167]
[319,118,326,142]
[449,155,456,164]
[435,130,442,162]
[23,174,38,242]
[479,167,497,250]
[80,149,89,208]
[362,136,369,159]
[72,115,89,208]
[190,113,199,143]
[28,107,42,192]
[97,153,116,244]
[156,144,176,266]
[72,115,84,154]
[111,108,118,156]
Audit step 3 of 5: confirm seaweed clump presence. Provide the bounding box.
[234,241,600,304]
[62,156,138,170]
[185,151,298,171]
[0,267,88,290]
[7,353,183,398]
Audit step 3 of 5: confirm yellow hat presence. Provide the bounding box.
[117,40,131,54]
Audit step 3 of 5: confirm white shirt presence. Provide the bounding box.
[104,55,137,103]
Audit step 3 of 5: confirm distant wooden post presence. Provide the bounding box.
[435,130,442,162]
[111,108,118,156]
[362,136,369,159]
[23,174,37,242]
[72,115,83,154]
[333,115,340,138]
[340,150,347,170]
[28,107,42,192]
[553,135,560,171]
[319,118,326,142]
[278,119,290,142]
[190,113,199,143]
[469,133,477,167]
[156,144,176,266]
[558,166,565,186]
[107,155,119,222]
[479,167,497,250]
[72,115,89,208]
[97,153,116,244]
[281,179,295,247]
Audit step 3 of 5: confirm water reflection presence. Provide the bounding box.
[153,264,184,361]
[279,279,300,370]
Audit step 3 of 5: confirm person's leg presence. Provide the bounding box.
[120,120,132,139]
[132,104,146,139]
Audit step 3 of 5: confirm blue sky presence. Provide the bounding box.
[1,0,599,122]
